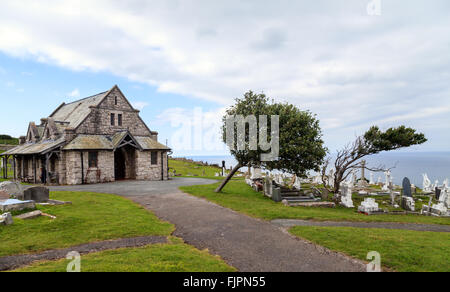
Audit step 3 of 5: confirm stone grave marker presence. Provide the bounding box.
[0,212,13,226]
[23,186,50,203]
[0,190,9,201]
[402,177,412,198]
[435,188,441,200]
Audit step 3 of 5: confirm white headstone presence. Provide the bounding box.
[358,198,379,213]
[442,179,449,191]
[340,181,354,208]
[382,171,391,192]
[250,167,262,180]
[369,172,375,185]
[422,174,432,193]
[276,174,285,186]
[401,196,415,212]
[293,176,302,190]
[0,212,13,226]
[432,180,439,191]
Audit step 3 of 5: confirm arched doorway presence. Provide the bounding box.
[114,144,137,180]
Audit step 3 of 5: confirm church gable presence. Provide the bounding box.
[26,122,40,142]
[75,85,153,137]
[98,86,135,111]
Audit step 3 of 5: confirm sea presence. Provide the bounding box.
[179,152,450,187]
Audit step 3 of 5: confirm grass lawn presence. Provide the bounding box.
[169,159,243,180]
[0,138,19,145]
[0,191,174,257]
[289,226,450,272]
[180,180,450,225]
[12,238,235,272]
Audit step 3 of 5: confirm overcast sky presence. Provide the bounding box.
[0,0,449,155]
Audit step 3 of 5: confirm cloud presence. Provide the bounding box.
[5,81,15,87]
[156,106,226,152]
[131,101,149,111]
[68,88,80,98]
[0,1,449,150]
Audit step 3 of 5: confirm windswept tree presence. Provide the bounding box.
[215,91,327,192]
[322,126,427,194]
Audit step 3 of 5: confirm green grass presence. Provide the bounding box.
[12,238,236,272]
[289,226,450,272]
[169,159,241,179]
[0,191,173,257]
[0,138,19,145]
[0,151,14,179]
[180,180,450,225]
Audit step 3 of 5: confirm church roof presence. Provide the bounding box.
[135,136,170,150]
[63,133,170,151]
[2,138,66,155]
[49,91,109,129]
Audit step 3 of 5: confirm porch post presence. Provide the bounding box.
[13,156,16,181]
[33,155,37,184]
[161,151,164,181]
[6,155,10,179]
[3,156,7,179]
[45,153,50,185]
[80,151,85,184]
[21,157,24,180]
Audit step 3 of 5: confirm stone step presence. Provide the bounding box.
[284,197,320,203]
[282,196,315,200]
[280,193,304,197]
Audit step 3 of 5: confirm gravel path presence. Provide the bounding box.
[0,236,167,271]
[271,219,450,232]
[51,178,366,272]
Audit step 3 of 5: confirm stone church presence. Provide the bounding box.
[1,85,170,185]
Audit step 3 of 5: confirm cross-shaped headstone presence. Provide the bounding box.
[361,160,366,180]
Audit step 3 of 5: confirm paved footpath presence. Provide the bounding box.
[271,219,450,233]
[51,178,365,272]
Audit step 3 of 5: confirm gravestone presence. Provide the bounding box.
[0,199,35,212]
[271,187,282,202]
[401,196,415,211]
[0,190,9,201]
[0,181,24,199]
[0,212,13,226]
[358,198,380,213]
[23,186,49,203]
[435,188,441,201]
[15,210,42,220]
[402,177,412,198]
[222,161,226,177]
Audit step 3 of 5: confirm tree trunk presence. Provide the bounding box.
[215,163,242,193]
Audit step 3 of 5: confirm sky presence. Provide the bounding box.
[0,0,449,156]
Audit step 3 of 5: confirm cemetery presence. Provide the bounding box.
[240,160,450,219]
[181,169,450,271]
